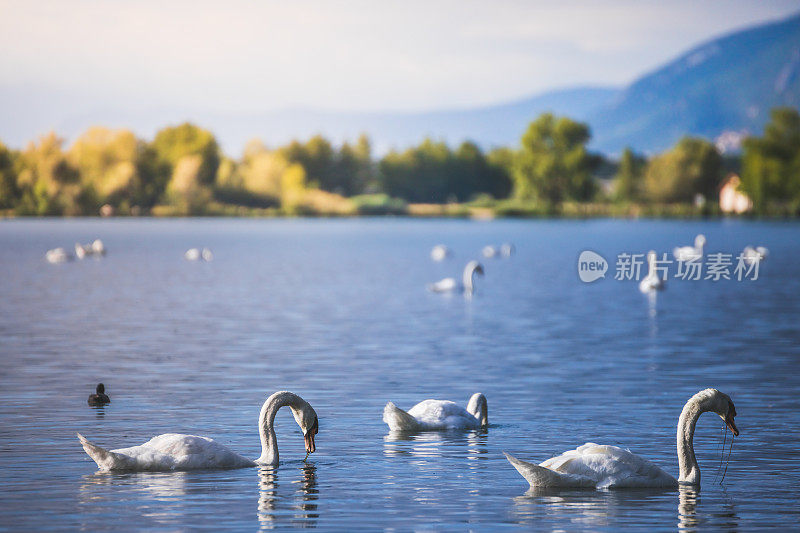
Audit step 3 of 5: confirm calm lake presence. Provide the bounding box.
[1,218,799,530]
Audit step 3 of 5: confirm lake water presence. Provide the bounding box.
[1,218,799,531]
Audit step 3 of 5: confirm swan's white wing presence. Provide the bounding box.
[406,400,480,430]
[383,402,421,431]
[673,246,700,262]
[505,452,595,488]
[80,433,254,471]
[539,443,676,489]
[427,278,458,292]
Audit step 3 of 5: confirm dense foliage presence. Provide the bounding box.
[0,108,797,216]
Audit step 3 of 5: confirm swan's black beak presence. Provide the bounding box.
[725,412,739,437]
[304,432,316,454]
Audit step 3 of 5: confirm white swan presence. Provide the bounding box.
[673,234,705,262]
[46,247,72,263]
[482,245,499,258]
[505,388,738,489]
[742,245,768,266]
[639,250,665,293]
[78,391,318,471]
[185,248,201,261]
[430,244,451,262]
[500,243,516,258]
[383,393,488,431]
[427,260,484,294]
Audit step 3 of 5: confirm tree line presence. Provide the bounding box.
[0,107,798,216]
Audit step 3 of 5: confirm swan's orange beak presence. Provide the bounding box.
[304,432,316,454]
[725,412,739,436]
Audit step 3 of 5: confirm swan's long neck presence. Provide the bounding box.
[463,262,479,293]
[676,394,706,484]
[466,393,488,426]
[257,391,307,466]
[646,252,656,277]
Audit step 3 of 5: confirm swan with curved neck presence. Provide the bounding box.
[674,234,706,262]
[427,261,484,295]
[78,391,318,471]
[383,393,488,431]
[639,250,666,293]
[505,389,738,489]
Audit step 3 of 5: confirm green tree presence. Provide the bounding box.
[151,123,220,194]
[643,137,723,203]
[16,132,90,215]
[740,107,800,210]
[68,126,159,210]
[613,147,646,201]
[513,113,597,204]
[0,142,19,209]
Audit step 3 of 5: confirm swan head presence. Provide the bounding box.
[466,393,488,427]
[697,388,738,436]
[291,404,319,455]
[695,234,706,248]
[96,383,105,394]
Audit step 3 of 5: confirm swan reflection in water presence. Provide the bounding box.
[383,429,488,460]
[511,485,738,530]
[79,471,190,527]
[678,485,739,532]
[257,464,318,530]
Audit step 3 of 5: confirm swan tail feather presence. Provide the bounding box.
[77,432,132,471]
[383,402,420,431]
[504,452,581,488]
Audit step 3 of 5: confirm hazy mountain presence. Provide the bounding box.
[588,12,800,154]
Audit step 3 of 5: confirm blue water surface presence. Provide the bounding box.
[0,218,798,530]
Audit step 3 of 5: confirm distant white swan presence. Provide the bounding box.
[500,243,516,258]
[185,248,201,261]
[673,234,705,262]
[742,245,768,266]
[482,245,499,258]
[639,250,665,293]
[78,391,318,471]
[427,260,484,294]
[383,393,488,431]
[46,248,72,263]
[201,247,214,262]
[505,388,738,489]
[430,244,451,262]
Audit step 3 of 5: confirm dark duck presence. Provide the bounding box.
[88,383,110,406]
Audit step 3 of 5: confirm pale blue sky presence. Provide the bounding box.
[1,0,798,114]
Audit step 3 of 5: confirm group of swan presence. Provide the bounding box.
[79,391,318,471]
[75,239,106,259]
[482,243,515,259]
[427,260,484,295]
[427,242,513,295]
[78,388,738,492]
[46,239,106,263]
[639,234,769,294]
[185,247,214,262]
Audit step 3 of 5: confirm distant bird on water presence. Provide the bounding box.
[88,383,110,406]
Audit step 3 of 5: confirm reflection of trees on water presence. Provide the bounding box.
[258,464,319,530]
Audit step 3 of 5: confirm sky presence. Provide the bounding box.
[0,0,798,151]
[2,0,799,113]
